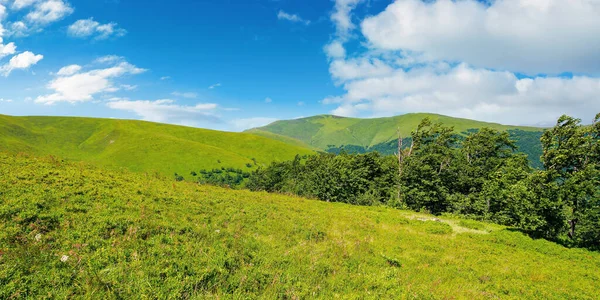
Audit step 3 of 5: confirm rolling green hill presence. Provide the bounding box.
[247,113,546,167]
[2,152,599,298]
[0,114,314,177]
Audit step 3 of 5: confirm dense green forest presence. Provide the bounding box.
[325,129,544,169]
[248,114,600,250]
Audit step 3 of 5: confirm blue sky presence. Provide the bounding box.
[1,0,600,130]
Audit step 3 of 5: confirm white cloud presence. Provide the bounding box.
[12,0,37,10]
[331,0,363,37]
[297,101,305,106]
[329,57,394,82]
[0,98,14,102]
[324,41,346,59]
[265,97,272,103]
[26,0,73,25]
[68,18,127,40]
[0,51,43,76]
[0,41,16,58]
[231,117,278,131]
[277,10,310,25]
[36,60,146,104]
[361,0,600,75]
[171,91,198,99]
[56,64,81,76]
[208,83,221,89]
[107,99,220,124]
[0,4,6,20]
[323,0,600,126]
[160,76,170,80]
[324,0,363,60]
[328,62,600,125]
[94,55,122,64]
[6,21,29,37]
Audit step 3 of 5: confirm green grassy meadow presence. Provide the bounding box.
[0,114,314,177]
[1,152,599,299]
[248,113,543,150]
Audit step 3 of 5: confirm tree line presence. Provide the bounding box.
[247,114,600,250]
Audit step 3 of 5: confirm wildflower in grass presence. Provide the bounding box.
[35,234,42,242]
[60,255,69,263]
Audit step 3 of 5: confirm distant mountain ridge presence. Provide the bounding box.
[247,113,545,168]
[0,114,314,177]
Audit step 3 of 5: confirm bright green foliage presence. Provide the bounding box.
[196,168,251,187]
[247,152,399,206]
[400,119,458,214]
[0,114,314,177]
[2,153,600,298]
[449,129,531,219]
[508,129,544,169]
[540,115,600,249]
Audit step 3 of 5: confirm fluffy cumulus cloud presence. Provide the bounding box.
[7,21,29,37]
[107,99,221,124]
[11,0,38,10]
[35,59,146,104]
[25,0,73,24]
[324,41,346,59]
[68,18,127,40]
[277,10,310,25]
[323,0,600,125]
[0,51,43,76]
[331,0,363,36]
[361,0,600,75]
[323,0,363,60]
[328,63,600,125]
[56,64,81,76]
[0,6,43,76]
[0,0,73,37]
[0,41,17,59]
[0,3,6,20]
[0,18,17,59]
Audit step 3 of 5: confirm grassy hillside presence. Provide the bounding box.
[0,115,314,177]
[1,152,599,298]
[248,113,543,150]
[248,113,545,167]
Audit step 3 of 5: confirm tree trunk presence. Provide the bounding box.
[568,218,578,239]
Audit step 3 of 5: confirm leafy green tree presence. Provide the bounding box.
[248,152,398,205]
[449,128,521,217]
[540,114,599,242]
[400,118,457,214]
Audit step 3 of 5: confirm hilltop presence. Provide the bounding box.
[0,115,314,177]
[1,152,599,298]
[247,113,545,167]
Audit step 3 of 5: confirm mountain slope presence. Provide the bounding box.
[248,113,545,167]
[0,114,314,177]
[2,152,599,298]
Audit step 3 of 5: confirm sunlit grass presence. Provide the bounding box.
[1,152,599,299]
[0,114,314,178]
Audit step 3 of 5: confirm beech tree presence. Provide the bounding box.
[540,115,599,246]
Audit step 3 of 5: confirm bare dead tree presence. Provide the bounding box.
[397,127,415,203]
